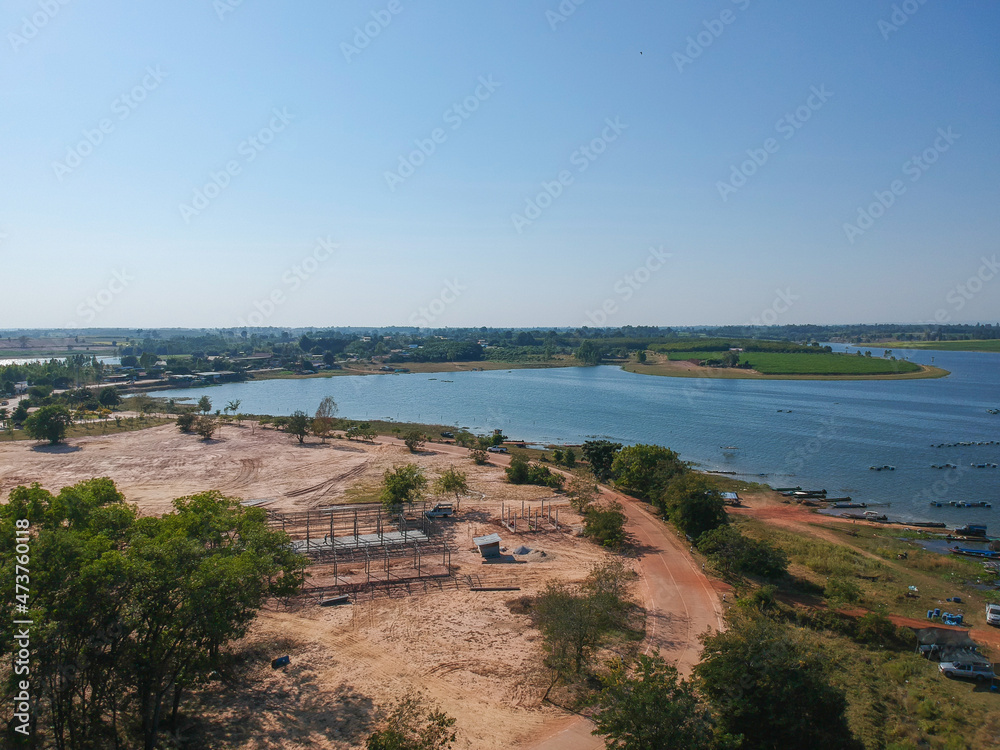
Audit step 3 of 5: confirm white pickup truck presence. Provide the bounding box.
[986,603,1000,626]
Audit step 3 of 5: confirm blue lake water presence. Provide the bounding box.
[150,346,999,525]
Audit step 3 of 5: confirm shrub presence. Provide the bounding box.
[583,501,627,549]
[176,413,196,432]
[469,448,489,465]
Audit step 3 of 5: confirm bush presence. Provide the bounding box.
[176,413,196,432]
[469,448,489,465]
[824,576,861,603]
[505,456,563,488]
[583,501,627,549]
[403,430,425,453]
[697,526,788,580]
[661,474,728,540]
[195,416,217,440]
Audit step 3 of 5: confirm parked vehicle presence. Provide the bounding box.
[440,431,454,438]
[987,604,1000,626]
[938,661,996,681]
[424,503,455,518]
[487,446,508,453]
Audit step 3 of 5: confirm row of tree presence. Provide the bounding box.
[0,480,307,749]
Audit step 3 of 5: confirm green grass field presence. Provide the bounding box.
[666,350,922,376]
[881,339,1000,353]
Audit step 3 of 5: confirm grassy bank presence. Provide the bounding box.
[875,340,1000,353]
[724,517,1000,748]
[623,353,949,380]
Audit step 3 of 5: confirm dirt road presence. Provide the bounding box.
[390,442,726,750]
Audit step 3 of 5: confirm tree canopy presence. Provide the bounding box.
[695,610,861,750]
[611,444,685,502]
[661,473,729,540]
[0,479,306,750]
[23,404,73,444]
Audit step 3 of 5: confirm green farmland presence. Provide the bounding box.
[665,350,925,376]
[881,339,1000,353]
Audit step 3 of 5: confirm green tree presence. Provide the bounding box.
[403,430,426,453]
[563,448,576,467]
[434,467,469,512]
[635,349,647,364]
[286,410,311,444]
[576,340,602,365]
[582,440,623,482]
[583,501,628,549]
[696,525,787,580]
[365,693,457,750]
[197,395,212,414]
[696,610,861,750]
[23,403,73,444]
[566,474,599,513]
[0,482,306,750]
[224,398,242,419]
[533,560,634,684]
[612,444,686,501]
[98,386,122,409]
[195,415,217,440]
[176,413,196,432]
[312,396,338,442]
[593,654,721,750]
[661,474,728,539]
[380,464,427,511]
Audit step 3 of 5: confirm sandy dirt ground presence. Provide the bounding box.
[0,425,728,749]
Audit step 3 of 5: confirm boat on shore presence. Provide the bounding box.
[951,547,1000,559]
[834,502,867,509]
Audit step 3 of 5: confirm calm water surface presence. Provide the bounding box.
[152,346,1000,525]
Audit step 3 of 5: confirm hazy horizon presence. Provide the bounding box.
[4,1,998,329]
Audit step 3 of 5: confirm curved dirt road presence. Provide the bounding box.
[382,439,726,749]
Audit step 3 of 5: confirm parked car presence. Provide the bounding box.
[440,431,454,439]
[425,503,455,518]
[986,604,1000,626]
[487,446,508,453]
[938,661,996,681]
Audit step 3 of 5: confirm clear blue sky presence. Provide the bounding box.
[3,0,998,329]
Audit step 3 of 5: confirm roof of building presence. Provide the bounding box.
[473,533,502,547]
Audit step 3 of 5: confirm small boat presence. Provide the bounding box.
[773,486,802,492]
[720,446,739,450]
[951,547,1000,559]
[834,502,867,509]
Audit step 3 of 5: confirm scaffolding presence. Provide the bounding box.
[271,503,454,601]
[499,499,562,533]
